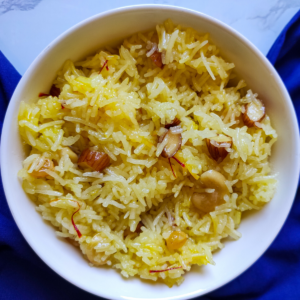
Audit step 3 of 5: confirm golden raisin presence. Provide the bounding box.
[166,231,188,250]
[50,84,61,97]
[150,50,163,68]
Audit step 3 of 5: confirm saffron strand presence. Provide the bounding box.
[99,60,108,74]
[172,156,185,167]
[149,266,183,273]
[71,203,82,238]
[168,158,176,178]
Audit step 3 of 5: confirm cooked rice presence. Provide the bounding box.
[18,19,277,287]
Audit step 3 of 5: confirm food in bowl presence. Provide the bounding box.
[17,19,278,287]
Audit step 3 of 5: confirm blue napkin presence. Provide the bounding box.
[1,10,300,299]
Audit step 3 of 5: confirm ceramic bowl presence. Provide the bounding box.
[1,5,299,300]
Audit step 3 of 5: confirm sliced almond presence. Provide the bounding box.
[150,50,164,68]
[206,134,232,163]
[78,149,110,172]
[242,99,265,127]
[158,130,182,158]
[30,158,54,178]
[165,118,180,129]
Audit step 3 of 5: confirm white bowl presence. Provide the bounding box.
[1,4,300,300]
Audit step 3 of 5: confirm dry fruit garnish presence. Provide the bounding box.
[242,99,265,127]
[150,50,164,68]
[206,134,232,163]
[192,170,229,213]
[78,149,110,172]
[30,158,54,178]
[158,126,185,178]
[166,231,188,250]
[50,85,61,97]
[159,129,182,159]
[165,118,180,129]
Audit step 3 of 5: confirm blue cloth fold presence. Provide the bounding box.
[0,10,300,300]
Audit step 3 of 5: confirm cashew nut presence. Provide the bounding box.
[191,170,229,213]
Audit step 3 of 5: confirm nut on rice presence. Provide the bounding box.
[18,19,278,287]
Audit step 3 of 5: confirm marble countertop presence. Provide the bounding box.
[0,0,299,75]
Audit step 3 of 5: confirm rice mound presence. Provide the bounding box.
[18,19,278,287]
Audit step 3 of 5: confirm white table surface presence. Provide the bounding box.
[0,0,299,75]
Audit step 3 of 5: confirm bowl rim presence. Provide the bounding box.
[1,4,300,300]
